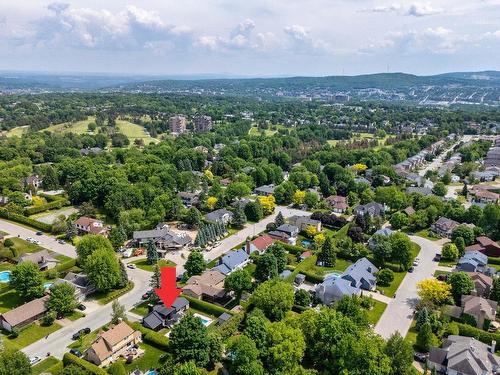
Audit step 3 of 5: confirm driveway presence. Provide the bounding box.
[0,219,77,258]
[22,266,150,359]
[374,236,442,339]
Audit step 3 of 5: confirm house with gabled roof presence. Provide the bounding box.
[466,236,500,258]
[431,216,460,238]
[18,250,57,270]
[254,184,275,196]
[467,272,493,298]
[315,275,360,305]
[0,296,49,332]
[458,251,489,273]
[133,224,192,254]
[182,270,227,303]
[341,257,378,291]
[74,216,109,237]
[205,209,234,225]
[245,235,276,255]
[213,249,250,275]
[353,202,386,218]
[142,297,189,331]
[461,295,497,329]
[325,195,348,214]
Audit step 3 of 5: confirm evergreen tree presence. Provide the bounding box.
[461,183,468,197]
[117,260,129,288]
[232,205,247,228]
[146,240,158,265]
[318,236,336,267]
[66,221,77,240]
[150,264,161,304]
[416,322,436,352]
[416,307,429,331]
[275,211,285,227]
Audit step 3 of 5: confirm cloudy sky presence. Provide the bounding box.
[0,0,499,76]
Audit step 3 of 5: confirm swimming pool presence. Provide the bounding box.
[43,282,53,289]
[146,370,157,375]
[193,313,213,327]
[324,271,342,280]
[301,239,311,248]
[0,271,11,283]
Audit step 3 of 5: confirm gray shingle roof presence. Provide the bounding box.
[205,209,234,223]
[213,249,248,275]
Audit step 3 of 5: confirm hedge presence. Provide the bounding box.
[128,321,169,350]
[45,360,63,375]
[62,353,107,375]
[99,282,134,305]
[182,294,233,317]
[216,312,244,340]
[456,322,500,345]
[488,257,500,265]
[24,198,70,216]
[282,243,307,255]
[299,269,324,283]
[57,258,77,272]
[0,209,52,232]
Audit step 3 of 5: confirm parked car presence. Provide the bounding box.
[77,303,86,311]
[414,353,427,363]
[58,239,65,244]
[72,328,91,340]
[408,266,415,273]
[29,356,41,365]
[26,237,34,242]
[127,264,136,269]
[142,290,153,300]
[69,349,82,357]
[434,253,442,262]
[35,231,43,236]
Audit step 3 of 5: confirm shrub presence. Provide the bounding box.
[444,322,459,336]
[46,268,58,280]
[128,321,169,350]
[10,327,19,338]
[281,243,306,255]
[461,314,477,327]
[216,312,244,340]
[100,282,134,305]
[62,353,108,375]
[376,269,394,287]
[0,209,52,232]
[24,198,69,216]
[46,360,63,375]
[3,238,14,247]
[456,322,500,345]
[41,311,56,326]
[182,295,233,317]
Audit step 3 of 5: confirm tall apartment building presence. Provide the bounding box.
[169,115,187,133]
[194,115,213,132]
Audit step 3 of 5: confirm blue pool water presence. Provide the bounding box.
[146,370,157,375]
[301,240,311,247]
[0,271,11,283]
[43,282,53,289]
[325,272,342,280]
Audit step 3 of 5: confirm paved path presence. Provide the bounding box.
[374,236,442,339]
[418,139,461,177]
[0,219,77,258]
[22,266,150,359]
[364,291,393,304]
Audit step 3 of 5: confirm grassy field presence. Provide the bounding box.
[0,289,24,313]
[248,124,285,137]
[130,301,149,317]
[0,237,48,260]
[366,300,387,325]
[68,328,99,351]
[44,117,96,134]
[116,119,159,144]
[4,126,29,137]
[327,132,391,148]
[32,356,61,375]
[91,282,133,305]
[122,342,165,372]
[1,322,61,350]
[376,271,406,297]
[415,229,441,241]
[131,258,176,272]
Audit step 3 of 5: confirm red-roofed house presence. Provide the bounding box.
[74,217,109,237]
[246,235,276,255]
[300,251,312,261]
[465,236,500,257]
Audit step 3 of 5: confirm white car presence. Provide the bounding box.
[29,356,41,365]
[33,240,42,245]
[26,237,34,243]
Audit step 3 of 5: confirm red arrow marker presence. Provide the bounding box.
[155,267,182,308]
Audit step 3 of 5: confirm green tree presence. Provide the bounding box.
[416,322,437,352]
[376,269,394,287]
[47,282,77,316]
[266,322,306,374]
[173,361,202,375]
[268,243,286,273]
[250,279,294,321]
[169,314,222,367]
[232,205,247,229]
[111,300,126,324]
[432,182,447,197]
[185,250,206,277]
[447,272,474,305]
[441,243,459,261]
[371,234,393,266]
[0,348,31,375]
[441,172,452,185]
[490,278,500,302]
[10,261,44,301]
[60,364,90,375]
[85,248,121,291]
[385,332,414,375]
[244,201,263,222]
[335,295,369,327]
[451,225,475,245]
[243,310,268,353]
[107,361,127,375]
[454,236,466,257]
[415,307,429,330]
[274,211,285,227]
[117,260,129,288]
[227,335,264,375]
[224,269,252,299]
[304,192,319,209]
[389,212,409,230]
[294,289,312,307]
[184,207,203,228]
[76,234,114,265]
[146,240,158,265]
[318,236,336,267]
[108,226,126,250]
[254,253,278,282]
[390,232,413,271]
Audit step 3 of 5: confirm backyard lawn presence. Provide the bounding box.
[1,322,61,350]
[376,270,406,297]
[415,229,441,241]
[0,289,24,313]
[130,301,150,317]
[122,342,165,373]
[32,356,61,375]
[131,258,176,272]
[366,300,387,325]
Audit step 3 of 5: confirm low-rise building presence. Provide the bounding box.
[204,209,234,225]
[353,202,386,218]
[315,275,360,305]
[288,215,322,232]
[74,217,109,237]
[467,272,493,298]
[18,250,57,270]
[213,249,250,275]
[86,321,142,367]
[56,272,95,301]
[245,235,276,255]
[472,189,499,204]
[461,295,497,329]
[133,224,192,254]
[182,270,227,303]
[254,184,275,196]
[0,296,49,332]
[341,257,378,291]
[430,217,460,238]
[142,297,189,331]
[177,192,200,207]
[458,251,489,273]
[326,195,348,214]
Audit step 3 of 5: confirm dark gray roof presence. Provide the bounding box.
[276,224,299,235]
[142,311,163,330]
[406,187,433,196]
[353,202,385,216]
[218,312,232,325]
[205,208,234,223]
[341,257,378,289]
[254,184,275,194]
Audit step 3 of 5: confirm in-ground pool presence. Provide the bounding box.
[301,239,312,248]
[0,271,11,283]
[193,313,213,327]
[146,371,157,375]
[43,282,53,289]
[324,271,342,280]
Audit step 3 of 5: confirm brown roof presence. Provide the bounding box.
[250,235,276,251]
[89,322,140,361]
[403,206,415,216]
[0,296,49,327]
[74,217,107,235]
[183,270,225,298]
[18,250,54,264]
[462,295,497,321]
[467,272,493,289]
[326,195,348,208]
[477,236,500,249]
[474,190,499,200]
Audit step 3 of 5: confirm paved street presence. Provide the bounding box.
[22,266,151,359]
[374,236,442,339]
[0,219,77,258]
[418,140,461,177]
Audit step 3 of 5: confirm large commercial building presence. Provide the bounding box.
[169,115,187,134]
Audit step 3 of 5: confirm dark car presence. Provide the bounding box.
[408,266,415,273]
[141,290,153,300]
[69,349,82,357]
[36,231,43,236]
[72,328,91,340]
[434,253,442,262]
[414,353,427,363]
[58,239,65,244]
[77,304,86,311]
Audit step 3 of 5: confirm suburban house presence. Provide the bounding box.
[24,174,42,190]
[254,184,275,196]
[300,251,312,261]
[472,189,499,204]
[217,312,232,326]
[182,270,228,303]
[458,251,490,274]
[467,272,493,298]
[79,147,102,156]
[466,236,500,257]
[428,335,500,375]
[315,275,361,305]
[177,192,200,207]
[133,224,192,253]
[0,296,49,332]
[213,249,250,275]
[462,295,497,329]
[56,272,95,301]
[18,250,57,270]
[275,224,299,238]
[142,297,189,331]
[86,321,142,367]
[341,257,379,291]
[269,224,299,245]
[326,195,348,214]
[430,217,460,238]
[204,208,234,225]
[74,216,109,237]
[368,228,394,250]
[289,215,322,232]
[406,186,433,196]
[245,235,276,255]
[353,202,386,218]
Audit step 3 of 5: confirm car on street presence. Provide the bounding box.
[127,264,136,269]
[33,240,42,245]
[36,231,43,235]
[72,328,91,340]
[408,266,415,273]
[142,290,153,300]
[69,349,82,357]
[414,353,427,363]
[77,303,86,311]
[434,253,442,262]
[58,239,65,244]
[29,356,41,365]
[26,237,34,242]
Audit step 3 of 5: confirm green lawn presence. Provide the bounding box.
[1,322,61,350]
[131,258,176,272]
[43,117,96,135]
[68,328,100,351]
[438,259,457,267]
[415,229,441,241]
[32,356,61,375]
[405,319,418,349]
[333,224,350,239]
[0,237,47,259]
[5,126,29,137]
[366,300,387,325]
[377,271,406,297]
[0,261,14,272]
[434,270,451,278]
[130,301,150,317]
[91,282,133,305]
[116,119,159,145]
[122,342,165,372]
[65,310,85,321]
[0,289,24,313]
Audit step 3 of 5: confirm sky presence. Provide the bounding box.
[0,0,499,77]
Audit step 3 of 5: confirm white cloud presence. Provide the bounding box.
[365,2,442,17]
